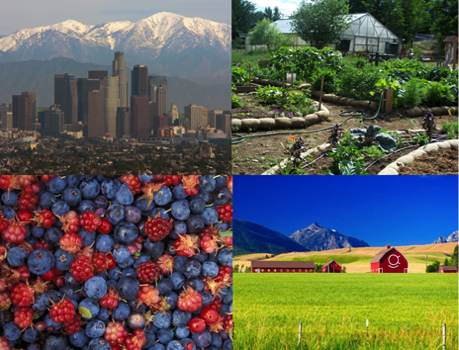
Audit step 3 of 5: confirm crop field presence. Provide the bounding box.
[234,274,458,350]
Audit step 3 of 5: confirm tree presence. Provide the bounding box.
[452,245,458,267]
[430,0,458,48]
[249,18,293,51]
[426,260,440,273]
[273,7,282,21]
[232,0,258,40]
[342,266,347,273]
[234,264,240,273]
[263,6,282,21]
[291,0,352,49]
[444,257,450,266]
[315,263,324,272]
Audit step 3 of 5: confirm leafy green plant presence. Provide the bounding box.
[232,87,244,108]
[256,85,312,108]
[441,121,458,140]
[423,81,455,107]
[232,66,250,85]
[289,104,317,116]
[402,79,426,108]
[412,133,429,145]
[354,57,367,69]
[350,125,398,151]
[363,145,385,160]
[338,65,382,100]
[311,69,339,93]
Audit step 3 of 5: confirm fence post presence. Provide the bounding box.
[318,76,324,111]
[298,322,302,348]
[442,323,446,350]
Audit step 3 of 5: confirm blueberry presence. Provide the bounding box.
[150,344,166,350]
[88,338,111,350]
[61,187,82,207]
[182,339,197,350]
[171,200,190,220]
[165,292,178,309]
[7,246,28,267]
[186,215,205,233]
[85,320,106,338]
[23,326,40,343]
[174,256,187,272]
[188,278,204,292]
[1,191,17,206]
[175,326,190,339]
[211,333,223,348]
[28,249,54,275]
[108,267,122,281]
[150,207,170,219]
[201,291,213,306]
[139,175,154,182]
[172,310,192,327]
[154,311,172,329]
[201,208,218,225]
[215,176,228,190]
[45,176,67,194]
[54,249,74,270]
[115,183,134,205]
[69,330,88,348]
[97,307,110,321]
[31,226,45,238]
[113,245,130,263]
[33,292,50,311]
[192,330,212,348]
[80,179,101,199]
[144,239,165,259]
[39,192,57,209]
[189,198,206,214]
[44,313,62,331]
[113,301,130,320]
[125,205,142,223]
[129,300,147,313]
[166,340,184,350]
[27,344,40,350]
[101,179,119,199]
[157,328,174,344]
[172,185,187,199]
[184,259,201,278]
[215,188,232,205]
[114,222,138,245]
[51,200,69,216]
[121,267,137,279]
[194,249,208,263]
[135,197,155,215]
[144,326,157,347]
[78,199,96,213]
[79,298,100,320]
[202,261,219,277]
[198,175,216,193]
[85,277,107,299]
[2,206,14,219]
[95,195,109,209]
[218,248,232,266]
[157,278,173,295]
[79,229,96,247]
[106,205,125,225]
[4,321,21,340]
[169,272,185,290]
[174,220,187,234]
[95,234,114,253]
[43,333,68,350]
[223,339,233,350]
[154,186,172,206]
[45,227,63,244]
[118,276,139,299]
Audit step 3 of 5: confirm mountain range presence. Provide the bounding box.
[234,220,370,255]
[0,12,230,84]
[289,222,370,251]
[0,58,229,111]
[432,231,458,244]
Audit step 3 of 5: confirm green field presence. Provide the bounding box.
[234,274,458,350]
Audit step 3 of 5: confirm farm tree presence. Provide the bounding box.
[248,18,293,51]
[291,0,351,49]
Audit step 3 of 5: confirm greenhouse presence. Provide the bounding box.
[246,13,402,54]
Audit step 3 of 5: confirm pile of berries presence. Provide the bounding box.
[0,175,233,350]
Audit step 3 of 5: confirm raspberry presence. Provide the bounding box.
[164,175,183,186]
[173,234,199,258]
[32,208,56,229]
[143,215,173,241]
[137,261,161,284]
[13,307,34,328]
[17,210,33,224]
[125,329,147,350]
[49,298,76,323]
[199,232,219,254]
[40,175,57,183]
[18,187,39,211]
[11,282,34,308]
[223,314,233,331]
[17,265,30,281]
[104,321,129,346]
[215,266,232,283]
[70,255,94,282]
[80,211,102,233]
[100,286,121,309]
[0,217,8,233]
[137,286,160,308]
[208,296,222,312]
[224,235,233,248]
[0,336,10,350]
[59,233,83,254]
[177,286,202,312]
[97,219,112,234]
[181,176,200,196]
[120,175,142,195]
[156,254,175,275]
[60,211,80,233]
[63,313,83,335]
[33,238,55,252]
[0,292,11,310]
[2,220,27,243]
[216,204,232,223]
[92,252,110,273]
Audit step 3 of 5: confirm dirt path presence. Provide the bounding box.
[232,99,457,175]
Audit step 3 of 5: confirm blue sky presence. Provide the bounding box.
[233,176,458,247]
[0,0,229,35]
[251,0,301,17]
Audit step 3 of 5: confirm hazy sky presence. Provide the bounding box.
[0,0,230,35]
[234,176,458,247]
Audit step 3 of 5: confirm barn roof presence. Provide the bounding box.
[323,260,340,268]
[370,245,408,263]
[251,261,315,269]
[441,266,458,272]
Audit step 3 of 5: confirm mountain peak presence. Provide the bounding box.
[433,231,458,244]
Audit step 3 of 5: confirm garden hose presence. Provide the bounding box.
[231,91,385,145]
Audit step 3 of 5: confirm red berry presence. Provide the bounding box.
[80,211,102,233]
[125,329,147,350]
[18,191,39,211]
[177,286,202,312]
[223,315,233,330]
[14,307,34,328]
[136,286,160,308]
[120,175,142,195]
[137,261,162,284]
[11,282,34,308]
[224,235,233,247]
[216,204,233,223]
[60,211,80,233]
[105,321,129,346]
[188,318,206,333]
[63,313,83,335]
[173,234,199,258]
[54,276,65,287]
[17,210,33,224]
[143,216,173,242]
[156,254,175,275]
[209,296,222,312]
[32,208,57,229]
[35,320,47,331]
[33,238,55,252]
[0,292,11,310]
[0,217,8,233]
[97,219,112,234]
[17,265,30,281]
[92,252,109,273]
[42,269,55,281]
[59,233,83,254]
[2,221,27,243]
[164,175,183,186]
[201,306,219,325]
[181,176,199,196]
[199,232,219,254]
[70,255,94,282]
[0,336,9,350]
[49,298,76,323]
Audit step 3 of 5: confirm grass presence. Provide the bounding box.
[234,274,458,350]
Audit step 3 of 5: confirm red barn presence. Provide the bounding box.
[439,266,458,273]
[370,245,409,273]
[322,260,341,273]
[251,261,315,273]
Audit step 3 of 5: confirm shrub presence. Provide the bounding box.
[312,69,339,93]
[424,81,455,107]
[402,79,426,108]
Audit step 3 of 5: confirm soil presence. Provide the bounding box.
[232,98,458,175]
[398,149,458,175]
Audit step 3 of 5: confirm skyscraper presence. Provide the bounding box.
[169,103,179,125]
[86,91,103,137]
[88,70,108,83]
[153,114,168,137]
[102,76,120,137]
[22,91,36,121]
[54,74,78,125]
[112,52,128,108]
[184,104,204,131]
[208,110,223,128]
[131,95,150,138]
[156,86,167,116]
[116,107,131,138]
[148,78,157,103]
[41,105,64,137]
[131,65,148,96]
[0,111,13,130]
[216,111,231,136]
[12,93,34,131]
[202,107,208,129]
[77,78,100,123]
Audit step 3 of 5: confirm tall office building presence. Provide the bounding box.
[156,86,167,116]
[86,91,103,137]
[208,110,223,128]
[131,65,148,96]
[131,95,150,138]
[216,111,231,136]
[153,114,168,137]
[12,93,34,130]
[112,52,128,108]
[148,78,157,103]
[21,91,36,121]
[116,107,131,138]
[102,76,120,137]
[0,111,13,130]
[88,70,108,83]
[169,103,179,125]
[184,104,204,131]
[77,78,100,123]
[41,105,64,137]
[202,107,208,129]
[54,74,78,125]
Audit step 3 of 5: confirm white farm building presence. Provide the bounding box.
[246,13,402,54]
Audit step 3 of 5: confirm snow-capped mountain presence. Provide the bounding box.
[433,231,458,244]
[0,12,230,81]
